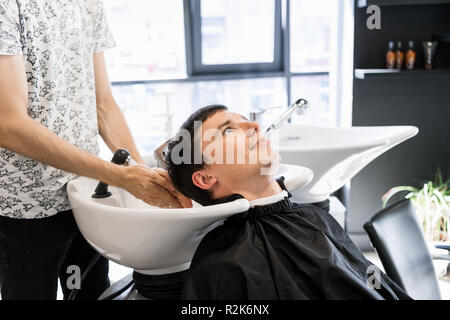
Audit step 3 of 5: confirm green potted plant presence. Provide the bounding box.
[382,168,450,242]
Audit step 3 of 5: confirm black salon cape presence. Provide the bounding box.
[181,180,412,300]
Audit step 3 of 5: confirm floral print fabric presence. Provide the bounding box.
[0,0,115,218]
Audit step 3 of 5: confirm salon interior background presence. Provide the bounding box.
[99,0,354,159]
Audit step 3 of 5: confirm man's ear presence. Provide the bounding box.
[192,171,217,190]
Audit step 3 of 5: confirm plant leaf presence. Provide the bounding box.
[381,186,418,208]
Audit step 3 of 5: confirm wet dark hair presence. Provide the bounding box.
[164,105,228,206]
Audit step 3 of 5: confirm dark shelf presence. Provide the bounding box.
[354,68,450,79]
[432,34,450,42]
[357,0,450,8]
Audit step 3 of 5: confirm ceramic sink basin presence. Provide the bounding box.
[273,124,419,204]
[67,163,313,275]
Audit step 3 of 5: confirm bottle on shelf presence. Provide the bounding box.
[395,41,404,70]
[405,41,416,70]
[386,41,396,69]
[423,41,438,70]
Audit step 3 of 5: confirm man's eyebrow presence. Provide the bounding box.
[217,115,247,131]
[217,119,231,130]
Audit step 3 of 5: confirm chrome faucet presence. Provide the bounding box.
[250,98,309,133]
[249,106,283,128]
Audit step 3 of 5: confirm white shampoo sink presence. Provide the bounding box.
[67,163,313,275]
[274,124,419,203]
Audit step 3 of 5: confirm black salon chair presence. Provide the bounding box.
[364,198,450,300]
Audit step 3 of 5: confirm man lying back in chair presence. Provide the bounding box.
[164,104,411,300]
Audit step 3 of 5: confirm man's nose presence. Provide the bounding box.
[242,120,260,133]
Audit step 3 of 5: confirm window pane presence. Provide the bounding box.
[100,78,286,159]
[290,75,331,126]
[200,0,275,65]
[290,0,333,72]
[104,0,186,81]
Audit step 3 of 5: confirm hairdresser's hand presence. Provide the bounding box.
[153,168,193,208]
[119,164,191,208]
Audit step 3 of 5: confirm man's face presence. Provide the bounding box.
[193,110,280,193]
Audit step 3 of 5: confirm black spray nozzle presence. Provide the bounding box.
[111,148,132,165]
[92,148,131,199]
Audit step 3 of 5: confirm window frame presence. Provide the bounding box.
[188,0,283,75]
[110,0,335,108]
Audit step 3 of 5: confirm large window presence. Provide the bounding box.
[102,0,338,158]
[290,0,334,126]
[104,0,186,81]
[290,0,334,73]
[200,0,276,64]
[99,78,286,159]
[190,0,282,74]
[291,75,331,126]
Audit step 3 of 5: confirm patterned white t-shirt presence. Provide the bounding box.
[0,0,116,219]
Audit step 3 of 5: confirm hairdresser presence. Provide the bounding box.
[0,0,190,300]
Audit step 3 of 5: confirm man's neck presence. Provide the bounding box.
[214,175,283,202]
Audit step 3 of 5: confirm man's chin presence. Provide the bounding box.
[259,151,281,175]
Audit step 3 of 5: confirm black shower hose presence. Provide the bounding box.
[68,149,134,300]
[67,253,100,300]
[67,253,134,300]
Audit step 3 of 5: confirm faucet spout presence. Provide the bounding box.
[265,98,309,133]
[249,106,283,128]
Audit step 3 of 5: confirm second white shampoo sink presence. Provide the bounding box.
[274,124,419,203]
[67,163,313,275]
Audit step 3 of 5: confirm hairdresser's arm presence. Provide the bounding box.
[0,54,188,207]
[93,52,144,164]
[93,52,191,208]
